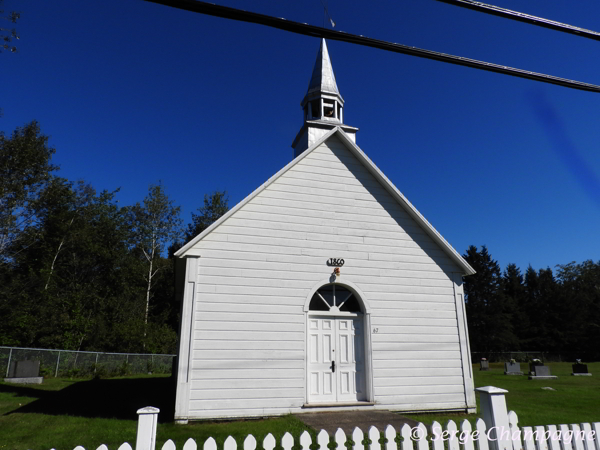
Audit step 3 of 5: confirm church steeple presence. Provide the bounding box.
[304,39,344,122]
[292,39,358,158]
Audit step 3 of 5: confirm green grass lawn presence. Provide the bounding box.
[1,363,600,450]
[405,362,600,427]
[0,375,313,450]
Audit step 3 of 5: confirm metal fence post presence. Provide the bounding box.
[95,352,99,373]
[55,351,61,377]
[136,406,160,450]
[5,347,13,377]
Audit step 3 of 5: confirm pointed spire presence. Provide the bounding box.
[300,39,344,122]
[306,39,342,99]
[292,39,358,158]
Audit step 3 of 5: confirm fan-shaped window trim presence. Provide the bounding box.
[303,279,370,314]
[309,284,362,312]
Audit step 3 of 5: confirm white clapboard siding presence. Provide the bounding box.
[372,343,460,352]
[374,317,457,326]
[195,293,303,306]
[371,327,459,336]
[190,387,306,400]
[194,340,305,351]
[184,134,468,419]
[371,300,456,310]
[374,376,465,387]
[198,284,308,297]
[194,249,454,273]
[195,322,304,333]
[195,311,304,324]
[372,334,459,344]
[197,255,450,279]
[193,331,304,341]
[191,359,302,370]
[372,351,462,360]
[372,359,462,369]
[373,393,466,404]
[374,385,466,396]
[198,265,452,285]
[370,291,455,301]
[376,367,463,377]
[193,369,305,379]
[189,398,304,411]
[198,301,302,314]
[190,349,304,360]
[191,378,303,390]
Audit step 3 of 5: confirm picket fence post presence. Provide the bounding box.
[476,386,511,450]
[136,406,160,450]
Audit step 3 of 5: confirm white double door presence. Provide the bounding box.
[307,315,366,403]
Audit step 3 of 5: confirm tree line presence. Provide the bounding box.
[463,246,600,360]
[2,122,598,358]
[0,122,228,354]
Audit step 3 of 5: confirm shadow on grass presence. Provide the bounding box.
[2,376,176,422]
[0,383,56,400]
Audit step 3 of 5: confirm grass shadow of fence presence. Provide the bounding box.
[3,376,175,422]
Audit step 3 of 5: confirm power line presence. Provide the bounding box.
[144,0,600,94]
[434,0,600,42]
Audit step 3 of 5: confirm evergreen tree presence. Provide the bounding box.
[463,245,518,352]
[502,263,527,346]
[185,191,229,243]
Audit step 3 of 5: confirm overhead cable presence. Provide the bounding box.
[144,0,600,94]
[434,0,600,42]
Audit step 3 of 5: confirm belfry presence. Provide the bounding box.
[292,39,358,157]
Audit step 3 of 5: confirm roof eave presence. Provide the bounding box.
[174,128,342,258]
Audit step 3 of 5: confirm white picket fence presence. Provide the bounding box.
[57,387,600,450]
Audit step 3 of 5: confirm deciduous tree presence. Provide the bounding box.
[0,121,57,261]
[127,183,182,340]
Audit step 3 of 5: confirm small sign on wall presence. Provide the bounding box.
[327,258,344,267]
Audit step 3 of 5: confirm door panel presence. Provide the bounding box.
[307,317,336,403]
[336,318,367,402]
[307,315,366,403]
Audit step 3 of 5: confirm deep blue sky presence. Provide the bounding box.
[3,0,599,273]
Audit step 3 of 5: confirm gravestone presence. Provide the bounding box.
[572,363,592,376]
[4,360,43,384]
[528,363,558,380]
[504,362,523,375]
[480,359,489,371]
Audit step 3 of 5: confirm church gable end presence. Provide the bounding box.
[174,39,475,422]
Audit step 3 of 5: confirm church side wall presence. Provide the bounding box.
[184,135,471,420]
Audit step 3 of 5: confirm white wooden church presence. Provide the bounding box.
[173,39,476,422]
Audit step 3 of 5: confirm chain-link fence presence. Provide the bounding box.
[471,351,595,363]
[1,346,175,378]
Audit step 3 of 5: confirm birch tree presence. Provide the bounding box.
[128,183,182,338]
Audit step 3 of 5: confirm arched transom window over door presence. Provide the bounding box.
[307,283,367,404]
[309,284,363,313]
